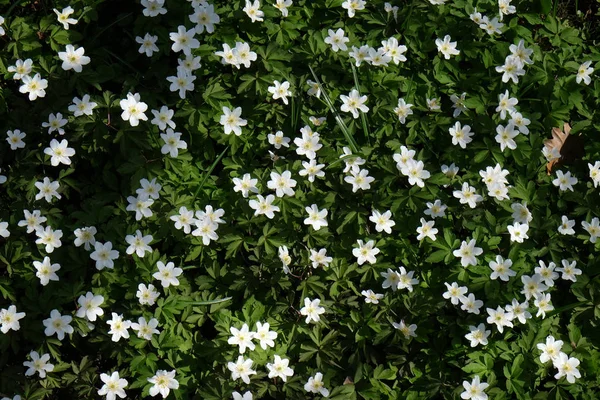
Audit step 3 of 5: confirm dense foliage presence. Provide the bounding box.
[0,0,599,399]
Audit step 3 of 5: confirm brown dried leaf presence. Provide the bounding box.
[543,123,584,175]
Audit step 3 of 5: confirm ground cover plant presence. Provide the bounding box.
[0,0,600,399]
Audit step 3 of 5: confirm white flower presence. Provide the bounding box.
[556,259,581,282]
[131,317,160,340]
[18,210,46,233]
[306,79,321,98]
[521,274,548,300]
[396,267,419,292]
[361,289,384,304]
[509,40,534,67]
[340,89,369,119]
[189,3,220,33]
[507,222,529,243]
[106,313,131,342]
[98,371,128,400]
[141,0,167,17]
[151,106,176,130]
[495,57,525,83]
[148,370,179,398]
[353,239,380,265]
[68,94,97,117]
[299,159,325,183]
[160,129,188,157]
[126,195,154,221]
[232,174,259,198]
[588,161,600,187]
[233,42,257,68]
[424,200,447,218]
[8,58,33,80]
[416,218,438,241]
[509,111,530,135]
[42,309,73,340]
[450,92,467,117]
[227,356,256,384]
[0,305,26,333]
[119,92,148,127]
[453,239,483,267]
[435,35,460,59]
[53,6,77,29]
[137,178,162,200]
[576,61,593,85]
[460,375,489,400]
[228,323,256,353]
[382,37,407,64]
[166,71,195,99]
[553,353,581,383]
[300,297,325,323]
[90,241,119,270]
[170,206,195,234]
[268,80,292,105]
[35,177,61,203]
[392,320,418,338]
[449,121,474,149]
[266,355,294,381]
[268,131,291,149]
[486,306,514,333]
[369,209,395,234]
[498,0,516,19]
[254,321,277,349]
[153,261,183,288]
[393,98,413,124]
[19,73,48,101]
[304,372,329,397]
[349,45,371,66]
[535,260,559,287]
[279,245,292,274]
[453,182,483,209]
[309,248,332,269]
[273,0,293,17]
[496,90,518,119]
[125,230,153,257]
[294,127,322,159]
[427,97,441,111]
[537,335,563,363]
[42,112,67,135]
[324,28,349,52]
[511,202,532,224]
[480,16,504,35]
[44,139,75,166]
[303,204,328,230]
[76,292,104,322]
[178,55,202,74]
[243,0,264,22]
[534,293,554,318]
[582,217,600,243]
[558,215,575,235]
[249,195,280,219]
[505,299,532,324]
[267,170,297,197]
[232,391,253,400]
[169,25,199,56]
[488,255,516,281]
[35,226,63,253]
[6,129,26,150]
[442,282,467,305]
[465,323,490,347]
[460,293,484,314]
[58,45,90,72]
[23,351,54,378]
[33,256,60,286]
[220,106,247,136]
[136,283,160,306]
[0,221,9,238]
[345,168,375,192]
[495,123,519,152]
[552,170,577,192]
[342,0,365,17]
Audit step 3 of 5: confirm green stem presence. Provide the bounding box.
[193,145,230,201]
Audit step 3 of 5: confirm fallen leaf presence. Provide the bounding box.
[543,123,584,175]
